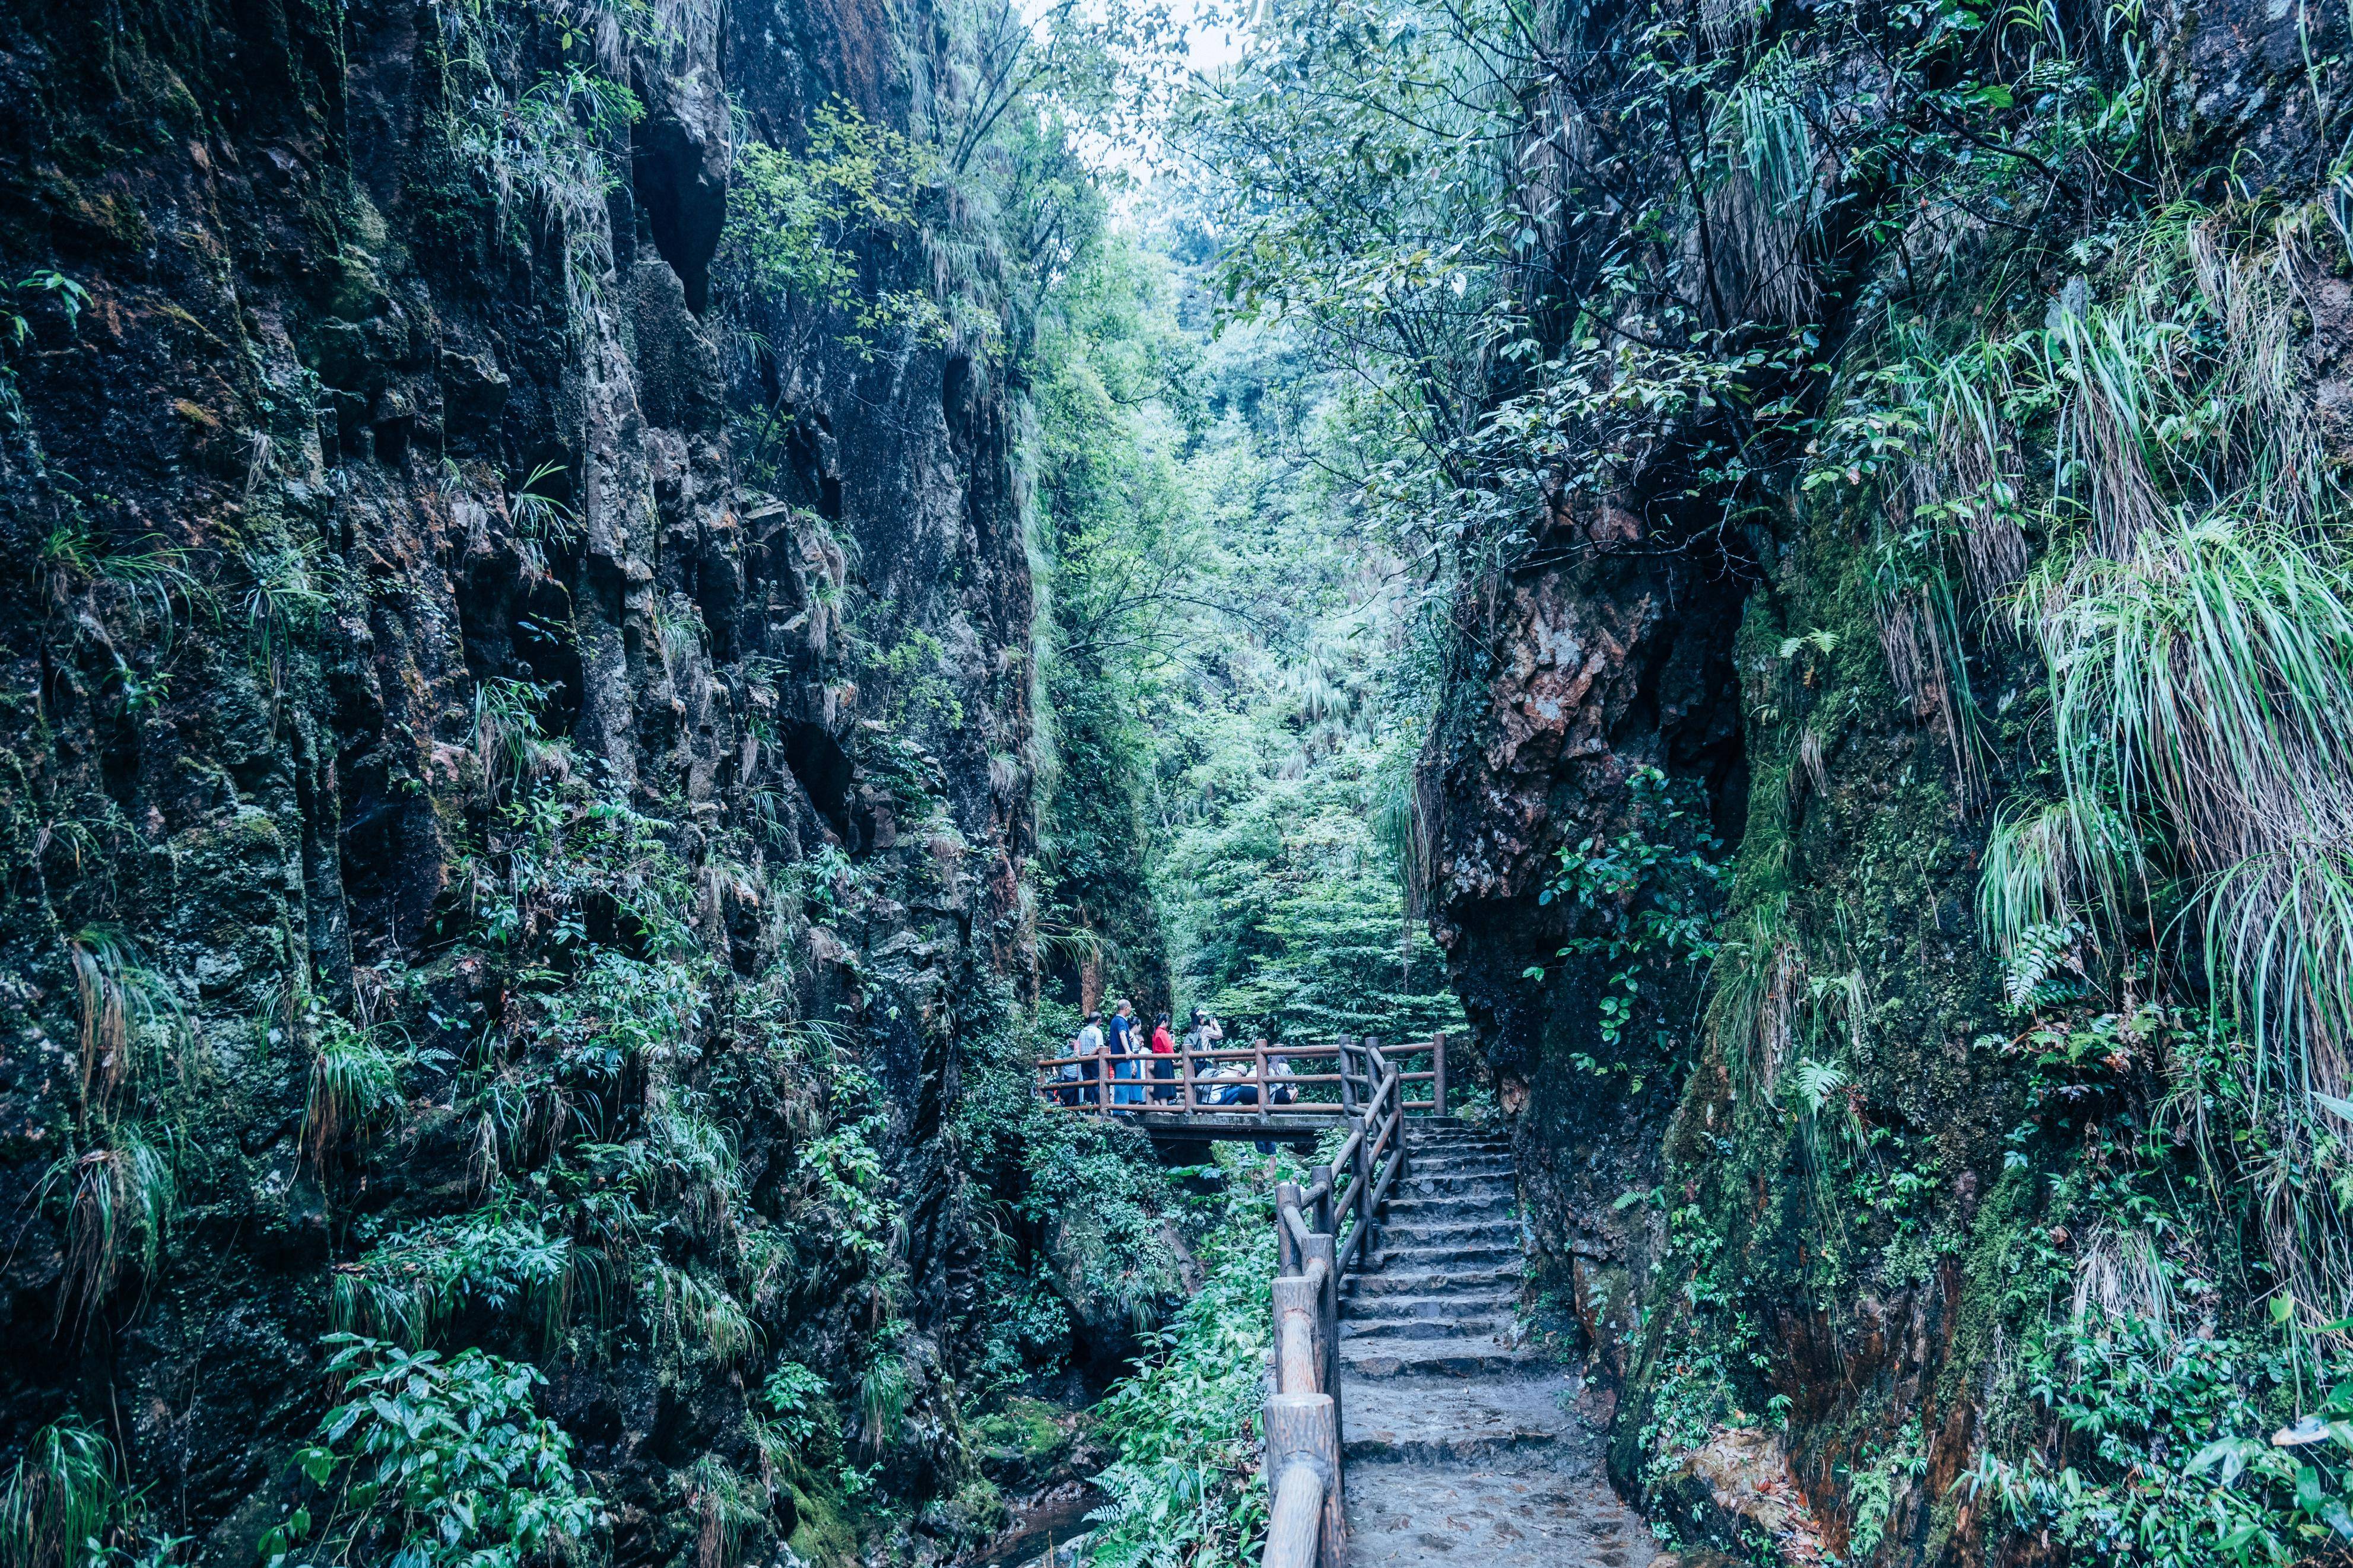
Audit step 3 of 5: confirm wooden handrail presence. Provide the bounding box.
[1259,1036,1445,1568]
[1032,1033,1447,1124]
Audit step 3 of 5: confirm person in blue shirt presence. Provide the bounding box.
[1106,1000,1144,1109]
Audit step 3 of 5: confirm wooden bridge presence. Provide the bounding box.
[1033,1033,1450,1137]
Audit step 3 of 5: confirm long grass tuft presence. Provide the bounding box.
[1976,797,2145,960]
[301,1016,404,1169]
[49,1124,174,1335]
[65,929,182,1108]
[0,1417,118,1568]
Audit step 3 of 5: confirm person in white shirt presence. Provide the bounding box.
[1076,1013,1105,1107]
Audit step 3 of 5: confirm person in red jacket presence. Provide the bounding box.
[1149,1013,1176,1102]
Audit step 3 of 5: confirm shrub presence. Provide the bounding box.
[262,1335,601,1568]
[0,1417,117,1568]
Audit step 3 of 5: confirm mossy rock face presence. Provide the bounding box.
[0,0,1062,1540]
[972,1397,1077,1486]
[787,1481,859,1568]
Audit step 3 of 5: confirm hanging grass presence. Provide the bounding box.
[1958,215,2353,1328]
[65,928,183,1109]
[0,1417,118,1568]
[45,1123,174,1335]
[1705,893,1802,1102]
[1976,797,2146,962]
[300,1016,404,1169]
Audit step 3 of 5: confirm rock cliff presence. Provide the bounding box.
[0,0,1043,1559]
[1421,2,2353,1560]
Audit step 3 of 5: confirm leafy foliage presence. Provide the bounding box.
[720,103,949,354]
[1966,1312,2353,1566]
[263,1335,601,1568]
[1086,1150,1281,1568]
[1532,767,1727,1072]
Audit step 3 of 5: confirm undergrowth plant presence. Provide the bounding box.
[1526,766,1728,1090]
[1964,1311,2353,1566]
[1085,1147,1282,1568]
[719,101,950,359]
[0,1417,119,1568]
[262,1335,601,1568]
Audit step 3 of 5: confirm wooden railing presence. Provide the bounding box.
[1032,1033,1436,1568]
[1259,1038,1414,1568]
[1033,1033,1449,1123]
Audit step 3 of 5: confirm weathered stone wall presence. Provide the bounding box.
[1421,2,2353,1560]
[0,0,1036,1558]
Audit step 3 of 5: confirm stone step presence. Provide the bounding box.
[1340,1373,1577,1465]
[1339,1336,1543,1378]
[1395,1167,1514,1188]
[1387,1172,1516,1200]
[1343,1289,1520,1325]
[1397,1156,1510,1173]
[1376,1215,1520,1245]
[1340,1310,1511,1341]
[1348,1266,1522,1298]
[1371,1242,1525,1272]
[1384,1182,1515,1205]
[1378,1195,1515,1224]
[1399,1149,1515,1168]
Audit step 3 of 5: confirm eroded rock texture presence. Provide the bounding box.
[1422,488,1749,1376]
[1422,2,2353,1561]
[0,0,1035,1558]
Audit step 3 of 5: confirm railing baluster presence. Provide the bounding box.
[1259,1035,1414,1568]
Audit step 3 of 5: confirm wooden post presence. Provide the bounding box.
[1255,1039,1269,1124]
[1272,1275,1322,1392]
[1352,1041,1374,1194]
[1275,1181,1303,1276]
[1264,1392,1344,1568]
[1337,1039,1357,1120]
[1261,1445,1329,1568]
[1433,1031,1448,1118]
[1301,1232,1341,1448]
[1182,1041,1196,1111]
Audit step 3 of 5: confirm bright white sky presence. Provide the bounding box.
[1043,0,1255,189]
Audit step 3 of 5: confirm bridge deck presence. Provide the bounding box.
[1033,1034,1450,1139]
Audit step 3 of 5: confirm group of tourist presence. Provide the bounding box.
[1049,1000,1295,1113]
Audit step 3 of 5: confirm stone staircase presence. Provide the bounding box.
[1338,1118,1650,1568]
[1339,1118,1531,1379]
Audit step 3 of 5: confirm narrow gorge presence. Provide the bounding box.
[6,1,2353,1567]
